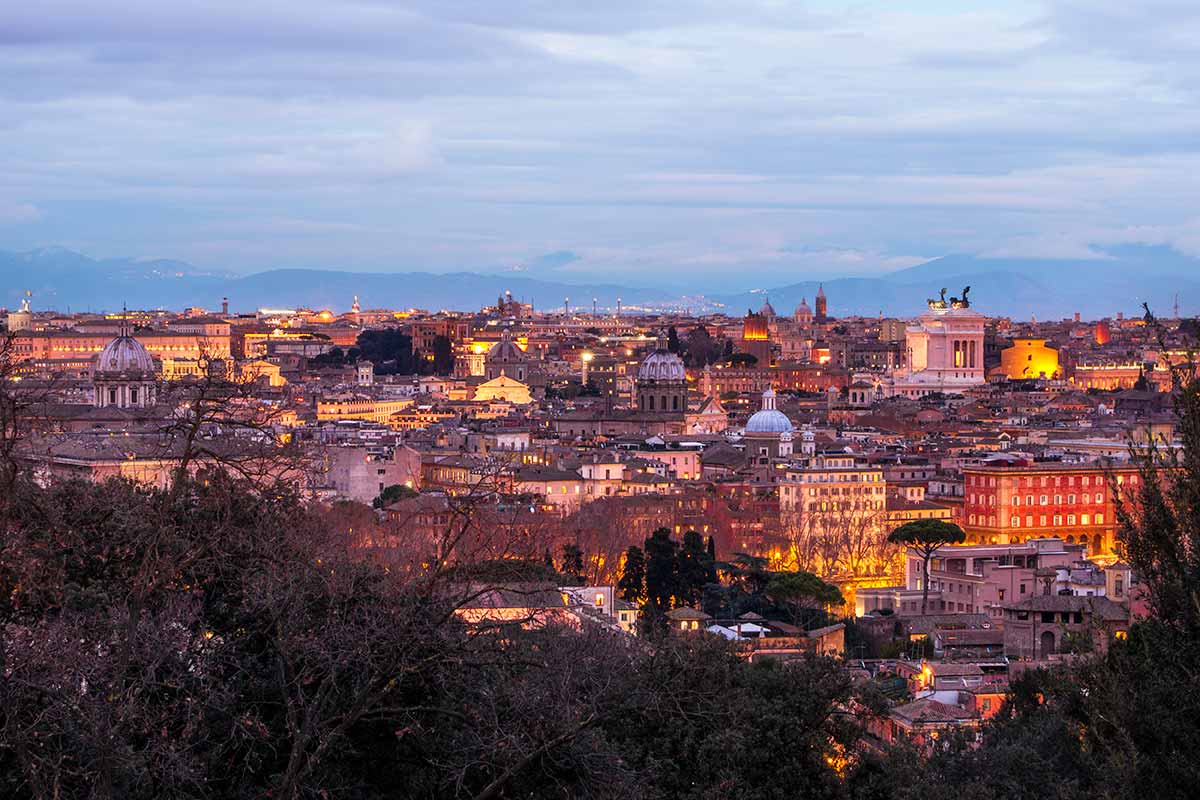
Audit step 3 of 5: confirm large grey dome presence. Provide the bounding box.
[638,349,686,382]
[95,334,156,377]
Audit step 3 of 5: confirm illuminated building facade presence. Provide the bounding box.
[13,328,230,365]
[887,291,985,397]
[699,363,848,395]
[962,462,1141,556]
[998,338,1060,380]
[738,310,772,367]
[316,395,415,424]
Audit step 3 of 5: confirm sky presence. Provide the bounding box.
[2,0,1200,291]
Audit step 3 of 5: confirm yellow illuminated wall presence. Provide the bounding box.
[1000,338,1060,379]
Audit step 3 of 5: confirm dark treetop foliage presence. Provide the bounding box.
[0,472,858,800]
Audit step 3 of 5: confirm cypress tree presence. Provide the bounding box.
[617,546,646,603]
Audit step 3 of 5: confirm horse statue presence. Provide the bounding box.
[927,287,948,310]
[949,285,972,309]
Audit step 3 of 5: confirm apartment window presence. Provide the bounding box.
[1054,494,1062,504]
[1040,515,1048,526]
[1096,513,1105,525]
[1068,514,1076,525]
[998,589,1005,601]
[1054,515,1062,525]
[1026,515,1033,526]
[1041,612,1056,623]
[1095,492,1104,503]
[595,593,605,607]
[1020,583,1027,594]
[1040,495,1048,505]
[1012,516,1021,528]
[1014,496,1022,507]
[1026,495,1034,505]
[1081,514,1090,525]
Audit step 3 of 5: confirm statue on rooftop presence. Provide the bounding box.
[950,286,972,309]
[927,287,948,310]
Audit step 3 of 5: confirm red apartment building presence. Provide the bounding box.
[962,461,1141,557]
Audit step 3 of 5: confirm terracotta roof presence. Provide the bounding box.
[1002,595,1128,621]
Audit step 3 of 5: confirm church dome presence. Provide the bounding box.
[745,388,792,434]
[745,408,793,434]
[638,349,686,382]
[758,297,777,318]
[487,331,525,363]
[95,333,156,377]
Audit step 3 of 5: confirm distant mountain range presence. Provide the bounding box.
[719,246,1200,320]
[2,245,1197,319]
[0,247,674,315]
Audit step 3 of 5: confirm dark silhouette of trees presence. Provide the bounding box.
[348,329,415,374]
[685,325,721,368]
[431,334,454,375]
[617,545,646,603]
[373,483,418,509]
[560,542,584,581]
[643,528,678,613]
[767,570,844,628]
[674,530,714,608]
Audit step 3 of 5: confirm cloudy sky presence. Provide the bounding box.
[2,0,1199,290]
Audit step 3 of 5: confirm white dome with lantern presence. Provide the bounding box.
[745,388,792,434]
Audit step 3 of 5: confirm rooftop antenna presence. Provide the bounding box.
[1175,293,1180,319]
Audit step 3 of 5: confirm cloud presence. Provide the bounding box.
[0,201,41,224]
[1,0,1199,283]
